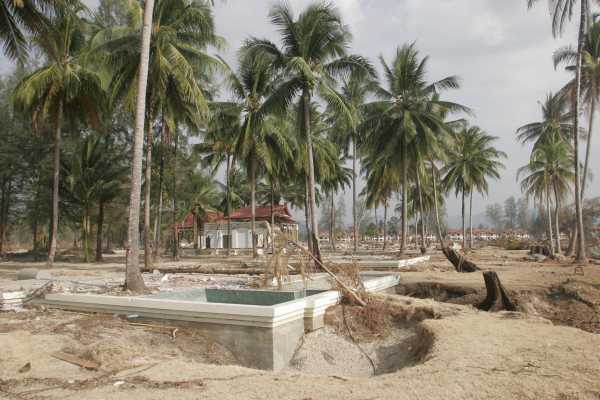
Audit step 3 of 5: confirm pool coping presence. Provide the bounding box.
[36,273,400,330]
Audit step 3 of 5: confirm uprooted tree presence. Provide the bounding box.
[442,247,480,272]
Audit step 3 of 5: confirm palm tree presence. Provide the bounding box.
[260,116,297,252]
[95,0,219,270]
[13,4,103,267]
[362,43,469,256]
[442,125,506,250]
[554,18,600,254]
[123,0,154,292]
[517,93,574,251]
[0,0,69,61]
[244,2,374,263]
[218,52,290,258]
[328,71,377,253]
[196,103,239,255]
[61,134,127,262]
[362,154,398,251]
[406,164,441,252]
[555,17,600,194]
[518,139,574,255]
[516,93,573,147]
[320,156,352,251]
[527,0,599,263]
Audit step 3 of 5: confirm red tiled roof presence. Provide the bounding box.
[223,204,296,224]
[176,211,223,230]
[177,204,296,230]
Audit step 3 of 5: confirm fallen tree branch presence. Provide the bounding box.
[288,240,367,307]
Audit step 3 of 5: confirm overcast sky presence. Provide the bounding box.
[1,0,596,226]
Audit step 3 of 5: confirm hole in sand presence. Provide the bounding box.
[285,304,434,378]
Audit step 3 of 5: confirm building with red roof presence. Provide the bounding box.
[177,204,298,252]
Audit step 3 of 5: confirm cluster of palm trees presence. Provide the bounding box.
[1,0,512,291]
[521,0,600,262]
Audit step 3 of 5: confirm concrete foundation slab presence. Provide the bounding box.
[35,274,400,371]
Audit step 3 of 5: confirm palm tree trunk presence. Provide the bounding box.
[2,180,9,255]
[125,0,154,292]
[250,155,257,258]
[415,170,426,253]
[83,206,91,263]
[569,94,596,255]
[430,162,446,249]
[546,188,555,256]
[152,145,164,262]
[143,115,154,269]
[414,212,419,249]
[374,207,378,232]
[0,178,6,255]
[553,182,562,254]
[352,139,358,253]
[226,154,232,256]
[383,199,388,251]
[302,89,322,263]
[400,139,408,255]
[304,173,312,251]
[469,190,474,250]
[96,201,104,262]
[330,193,336,251]
[573,0,588,264]
[47,99,63,268]
[582,95,594,196]
[172,132,179,260]
[271,182,275,254]
[192,212,198,249]
[462,188,466,250]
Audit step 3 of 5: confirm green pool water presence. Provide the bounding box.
[146,288,326,306]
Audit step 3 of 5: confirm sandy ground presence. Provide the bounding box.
[1,246,600,399]
[1,296,599,399]
[394,247,600,333]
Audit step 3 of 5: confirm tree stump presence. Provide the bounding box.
[442,247,480,273]
[478,271,517,312]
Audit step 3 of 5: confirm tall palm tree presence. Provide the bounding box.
[244,2,374,263]
[260,116,298,252]
[406,164,441,251]
[13,4,103,267]
[95,0,219,269]
[320,155,351,251]
[123,0,154,292]
[527,0,600,263]
[554,18,600,254]
[518,139,574,255]
[362,154,398,251]
[196,103,239,255]
[218,52,290,258]
[61,134,127,262]
[442,125,506,250]
[362,43,469,256]
[328,71,377,253]
[517,93,574,251]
